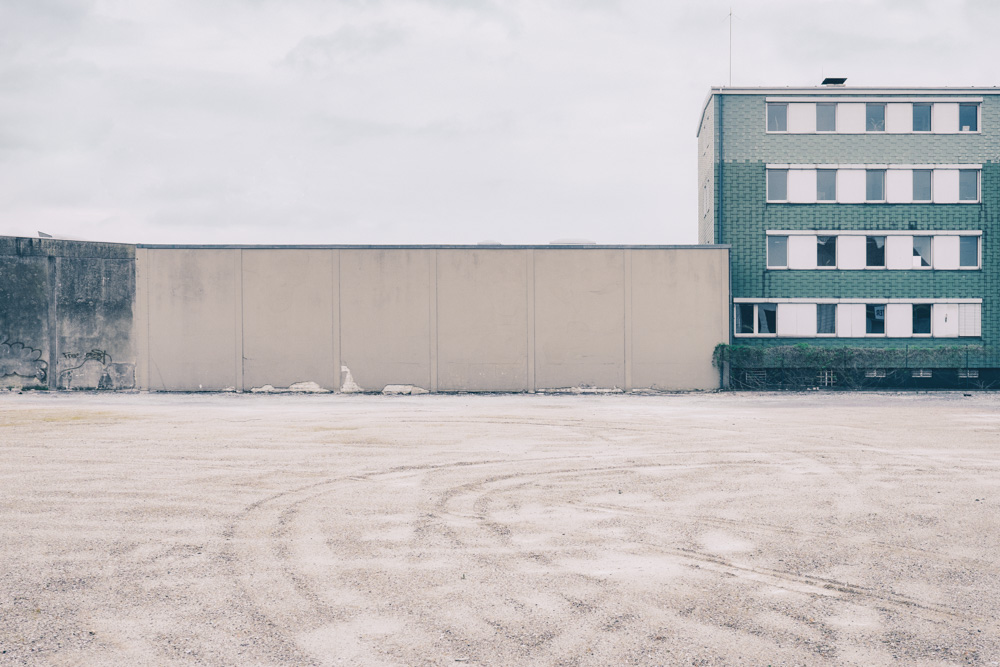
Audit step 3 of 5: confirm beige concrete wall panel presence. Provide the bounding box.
[339,249,432,391]
[242,249,336,390]
[145,249,239,391]
[533,249,626,390]
[436,249,529,392]
[630,249,727,391]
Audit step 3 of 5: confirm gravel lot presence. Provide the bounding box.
[1,391,999,666]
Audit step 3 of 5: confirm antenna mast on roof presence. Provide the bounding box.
[728,7,732,86]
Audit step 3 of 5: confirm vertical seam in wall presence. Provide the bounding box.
[146,250,155,391]
[46,255,59,389]
[332,249,341,393]
[135,248,148,391]
[527,249,536,393]
[429,249,438,392]
[235,249,244,392]
[624,249,633,392]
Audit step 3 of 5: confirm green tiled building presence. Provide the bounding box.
[698,83,999,386]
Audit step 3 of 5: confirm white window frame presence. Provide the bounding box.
[734,303,778,337]
[764,98,982,135]
[766,169,789,202]
[764,165,981,204]
[734,298,981,339]
[765,230,981,271]
[766,103,788,132]
[959,236,981,269]
[815,303,837,337]
[767,235,789,269]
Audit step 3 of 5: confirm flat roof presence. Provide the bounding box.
[137,244,730,250]
[696,85,1000,136]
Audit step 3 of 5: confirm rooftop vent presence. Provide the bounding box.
[822,77,847,86]
[549,238,596,245]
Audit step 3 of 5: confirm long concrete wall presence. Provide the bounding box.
[0,237,135,390]
[135,245,730,392]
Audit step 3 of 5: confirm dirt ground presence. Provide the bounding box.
[1,392,999,666]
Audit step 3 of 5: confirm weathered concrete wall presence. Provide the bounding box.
[136,245,730,392]
[0,237,135,390]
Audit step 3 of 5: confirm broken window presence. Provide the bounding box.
[735,303,777,335]
[912,236,932,268]
[866,236,885,267]
[757,304,777,334]
[816,236,837,267]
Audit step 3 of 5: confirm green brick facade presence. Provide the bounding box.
[698,88,1000,365]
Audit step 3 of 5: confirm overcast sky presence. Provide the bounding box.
[1,0,997,245]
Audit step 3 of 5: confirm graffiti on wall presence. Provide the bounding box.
[60,349,134,390]
[0,337,47,385]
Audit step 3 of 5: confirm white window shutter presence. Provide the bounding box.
[796,304,817,336]
[886,304,912,337]
[838,170,866,203]
[885,103,911,133]
[933,236,960,270]
[837,303,865,337]
[934,169,960,203]
[886,169,913,203]
[787,103,816,133]
[777,303,798,336]
[838,235,866,270]
[787,170,817,203]
[885,235,913,270]
[838,103,866,133]
[933,303,959,338]
[959,304,982,337]
[933,103,959,133]
[787,235,818,269]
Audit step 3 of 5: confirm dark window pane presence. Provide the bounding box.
[816,103,836,131]
[817,169,837,201]
[866,103,885,131]
[767,104,787,131]
[817,236,836,267]
[960,236,979,267]
[912,103,931,131]
[959,104,978,131]
[866,304,885,334]
[913,170,932,201]
[913,304,932,334]
[737,304,755,334]
[767,236,787,267]
[758,304,777,335]
[960,170,978,200]
[866,170,885,200]
[866,236,885,267]
[817,304,836,334]
[912,236,932,268]
[767,169,787,200]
